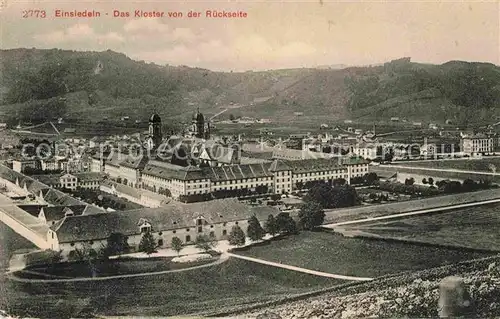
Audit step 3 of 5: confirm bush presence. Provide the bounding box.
[228,225,246,246]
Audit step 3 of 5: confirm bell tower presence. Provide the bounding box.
[148,113,162,149]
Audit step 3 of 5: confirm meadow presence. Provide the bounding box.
[235,231,492,278]
[1,257,342,318]
[348,203,500,251]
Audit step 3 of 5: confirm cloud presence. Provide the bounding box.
[34,23,125,44]
[132,35,317,70]
[171,28,197,42]
[123,18,169,33]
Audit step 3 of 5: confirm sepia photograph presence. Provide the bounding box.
[0,0,499,318]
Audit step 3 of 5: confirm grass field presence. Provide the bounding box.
[392,158,500,173]
[236,231,492,278]
[1,257,342,318]
[349,203,500,251]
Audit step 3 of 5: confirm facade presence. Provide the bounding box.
[32,173,102,190]
[352,143,381,160]
[461,134,494,156]
[12,159,37,173]
[100,180,169,208]
[141,158,370,199]
[47,198,279,256]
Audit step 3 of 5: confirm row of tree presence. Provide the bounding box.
[302,182,359,209]
[70,188,129,210]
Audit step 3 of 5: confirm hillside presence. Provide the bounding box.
[1,49,500,126]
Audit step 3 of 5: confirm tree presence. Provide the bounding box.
[428,177,434,186]
[462,179,476,192]
[364,172,379,185]
[247,215,265,241]
[229,114,236,121]
[443,181,462,194]
[303,183,333,208]
[104,232,129,257]
[195,234,218,253]
[138,231,157,255]
[265,214,278,236]
[298,202,325,230]
[171,237,183,256]
[405,178,415,186]
[73,243,97,262]
[275,212,298,235]
[422,178,428,184]
[228,225,246,246]
[295,181,304,190]
[331,185,359,208]
[270,194,281,201]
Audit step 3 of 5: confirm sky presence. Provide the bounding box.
[1,0,499,71]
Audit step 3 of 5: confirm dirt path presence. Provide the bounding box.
[5,253,230,283]
[226,252,373,281]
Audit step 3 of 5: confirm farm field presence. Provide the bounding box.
[392,158,500,172]
[373,166,500,184]
[235,231,492,278]
[1,257,342,318]
[347,203,500,251]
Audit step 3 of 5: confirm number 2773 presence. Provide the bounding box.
[22,10,47,18]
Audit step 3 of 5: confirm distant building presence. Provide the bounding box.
[12,159,38,173]
[461,134,494,156]
[352,143,381,160]
[390,117,400,122]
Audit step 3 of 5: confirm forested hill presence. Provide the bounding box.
[1,49,499,126]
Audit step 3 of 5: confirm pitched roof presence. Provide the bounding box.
[41,205,87,222]
[31,174,61,186]
[143,161,206,181]
[74,172,103,182]
[269,159,291,172]
[52,199,279,243]
[17,204,46,217]
[119,155,149,170]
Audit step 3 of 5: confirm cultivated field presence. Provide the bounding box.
[235,231,491,278]
[347,203,500,251]
[392,158,500,173]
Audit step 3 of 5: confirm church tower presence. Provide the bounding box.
[193,108,205,139]
[147,113,162,150]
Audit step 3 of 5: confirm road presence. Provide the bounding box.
[226,252,373,281]
[323,197,500,228]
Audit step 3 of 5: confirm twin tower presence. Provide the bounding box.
[146,108,210,150]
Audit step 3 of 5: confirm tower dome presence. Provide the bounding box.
[150,113,161,123]
[193,108,204,122]
[196,111,204,122]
